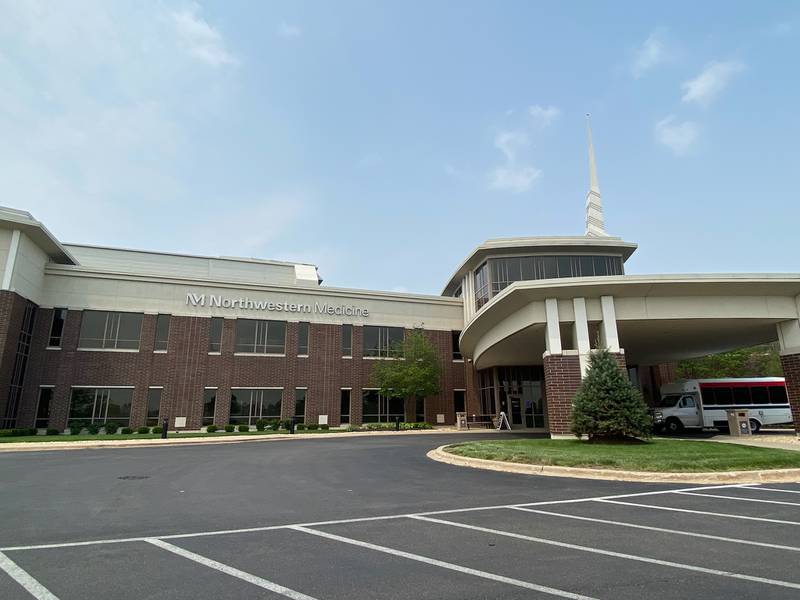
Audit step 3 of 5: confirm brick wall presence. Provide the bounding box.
[0,290,29,422]
[12,311,467,430]
[780,353,800,434]
[543,351,627,436]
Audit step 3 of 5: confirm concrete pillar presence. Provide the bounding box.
[600,295,620,352]
[776,319,800,435]
[573,298,591,377]
[544,298,562,354]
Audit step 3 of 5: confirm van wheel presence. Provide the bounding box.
[749,419,761,434]
[664,418,684,435]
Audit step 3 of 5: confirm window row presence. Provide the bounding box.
[701,385,789,406]
[50,386,468,428]
[72,313,457,359]
[474,254,624,310]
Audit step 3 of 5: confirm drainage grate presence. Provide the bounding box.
[117,475,149,480]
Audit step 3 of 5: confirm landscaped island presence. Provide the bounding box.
[445,439,800,472]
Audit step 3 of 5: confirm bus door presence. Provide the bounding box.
[676,395,702,428]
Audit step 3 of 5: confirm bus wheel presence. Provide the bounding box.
[749,419,761,434]
[664,418,684,435]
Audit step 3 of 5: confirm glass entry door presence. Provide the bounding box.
[497,366,546,430]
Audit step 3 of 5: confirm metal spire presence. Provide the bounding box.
[585,114,608,237]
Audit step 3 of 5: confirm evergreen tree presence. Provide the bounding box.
[371,329,441,405]
[571,349,652,441]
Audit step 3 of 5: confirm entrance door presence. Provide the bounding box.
[508,395,523,425]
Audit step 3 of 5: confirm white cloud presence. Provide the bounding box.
[171,3,237,66]
[528,105,561,126]
[632,31,669,78]
[488,165,541,193]
[494,130,528,161]
[681,60,744,107]
[654,116,699,156]
[278,21,302,38]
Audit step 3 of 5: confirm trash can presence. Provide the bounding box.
[456,412,467,430]
[726,409,751,436]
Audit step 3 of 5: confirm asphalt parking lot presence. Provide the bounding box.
[0,432,799,599]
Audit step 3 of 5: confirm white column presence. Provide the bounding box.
[599,295,620,352]
[777,319,800,355]
[573,297,591,376]
[462,274,474,323]
[544,298,562,354]
[1,229,20,291]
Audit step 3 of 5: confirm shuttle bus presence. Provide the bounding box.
[654,377,792,434]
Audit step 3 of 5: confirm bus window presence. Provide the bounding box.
[769,386,788,405]
[681,396,696,408]
[750,386,769,404]
[700,388,716,405]
[715,387,733,405]
[733,387,751,405]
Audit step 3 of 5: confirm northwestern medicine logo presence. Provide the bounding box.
[186,293,369,317]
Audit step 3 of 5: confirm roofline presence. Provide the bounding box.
[63,242,318,269]
[440,235,639,296]
[0,206,77,265]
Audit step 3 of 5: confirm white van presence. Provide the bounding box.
[654,378,792,434]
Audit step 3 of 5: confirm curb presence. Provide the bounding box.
[0,428,480,453]
[427,445,800,484]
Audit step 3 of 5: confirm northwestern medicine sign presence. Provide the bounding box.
[186,293,369,317]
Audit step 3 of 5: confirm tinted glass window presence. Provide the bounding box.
[714,387,733,405]
[542,257,558,279]
[36,388,52,428]
[78,311,142,350]
[154,314,170,351]
[769,386,788,404]
[733,387,751,405]
[451,331,462,360]
[69,388,132,424]
[593,256,609,276]
[340,389,351,424]
[750,386,769,404]
[203,389,216,424]
[453,390,465,414]
[341,324,352,356]
[146,388,162,425]
[116,315,143,350]
[235,320,286,354]
[263,389,282,417]
[294,389,306,423]
[298,322,309,355]
[578,256,595,277]
[209,318,223,352]
[362,390,380,422]
[49,309,67,347]
[556,256,572,278]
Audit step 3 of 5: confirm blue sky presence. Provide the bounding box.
[1,1,798,294]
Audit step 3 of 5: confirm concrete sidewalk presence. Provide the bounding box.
[703,430,800,452]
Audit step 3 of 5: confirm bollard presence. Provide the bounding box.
[289,416,296,434]
[161,418,168,439]
[395,416,401,431]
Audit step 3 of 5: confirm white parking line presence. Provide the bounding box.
[676,491,800,506]
[145,539,317,600]
[598,499,800,526]
[0,552,60,600]
[510,507,800,552]
[290,525,598,600]
[0,483,749,553]
[410,515,800,590]
[740,486,800,495]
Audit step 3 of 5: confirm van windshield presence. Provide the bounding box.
[655,394,683,408]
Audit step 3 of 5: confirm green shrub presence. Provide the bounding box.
[0,428,35,437]
[104,422,119,434]
[320,424,330,430]
[121,427,133,434]
[296,423,306,431]
[67,421,86,435]
[152,426,163,434]
[46,428,60,436]
[238,424,250,432]
[571,348,653,441]
[137,426,151,434]
[255,419,266,431]
[206,424,218,433]
[224,424,235,432]
[267,419,280,431]
[87,424,100,435]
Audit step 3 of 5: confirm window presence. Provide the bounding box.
[154,314,170,352]
[298,322,309,356]
[78,311,143,350]
[451,331,462,360]
[146,388,162,426]
[474,262,490,309]
[681,396,696,408]
[209,318,223,353]
[415,397,425,423]
[478,369,496,416]
[48,308,67,347]
[363,326,404,358]
[340,389,351,424]
[203,389,216,425]
[341,324,352,357]
[750,386,769,404]
[234,319,286,354]
[714,387,733,405]
[733,386,751,406]
[453,390,465,414]
[295,388,306,423]
[361,390,404,423]
[769,386,788,405]
[36,388,53,429]
[1,303,35,428]
[229,389,282,425]
[69,388,133,425]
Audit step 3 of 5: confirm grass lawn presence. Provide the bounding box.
[445,438,800,472]
[0,429,346,444]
